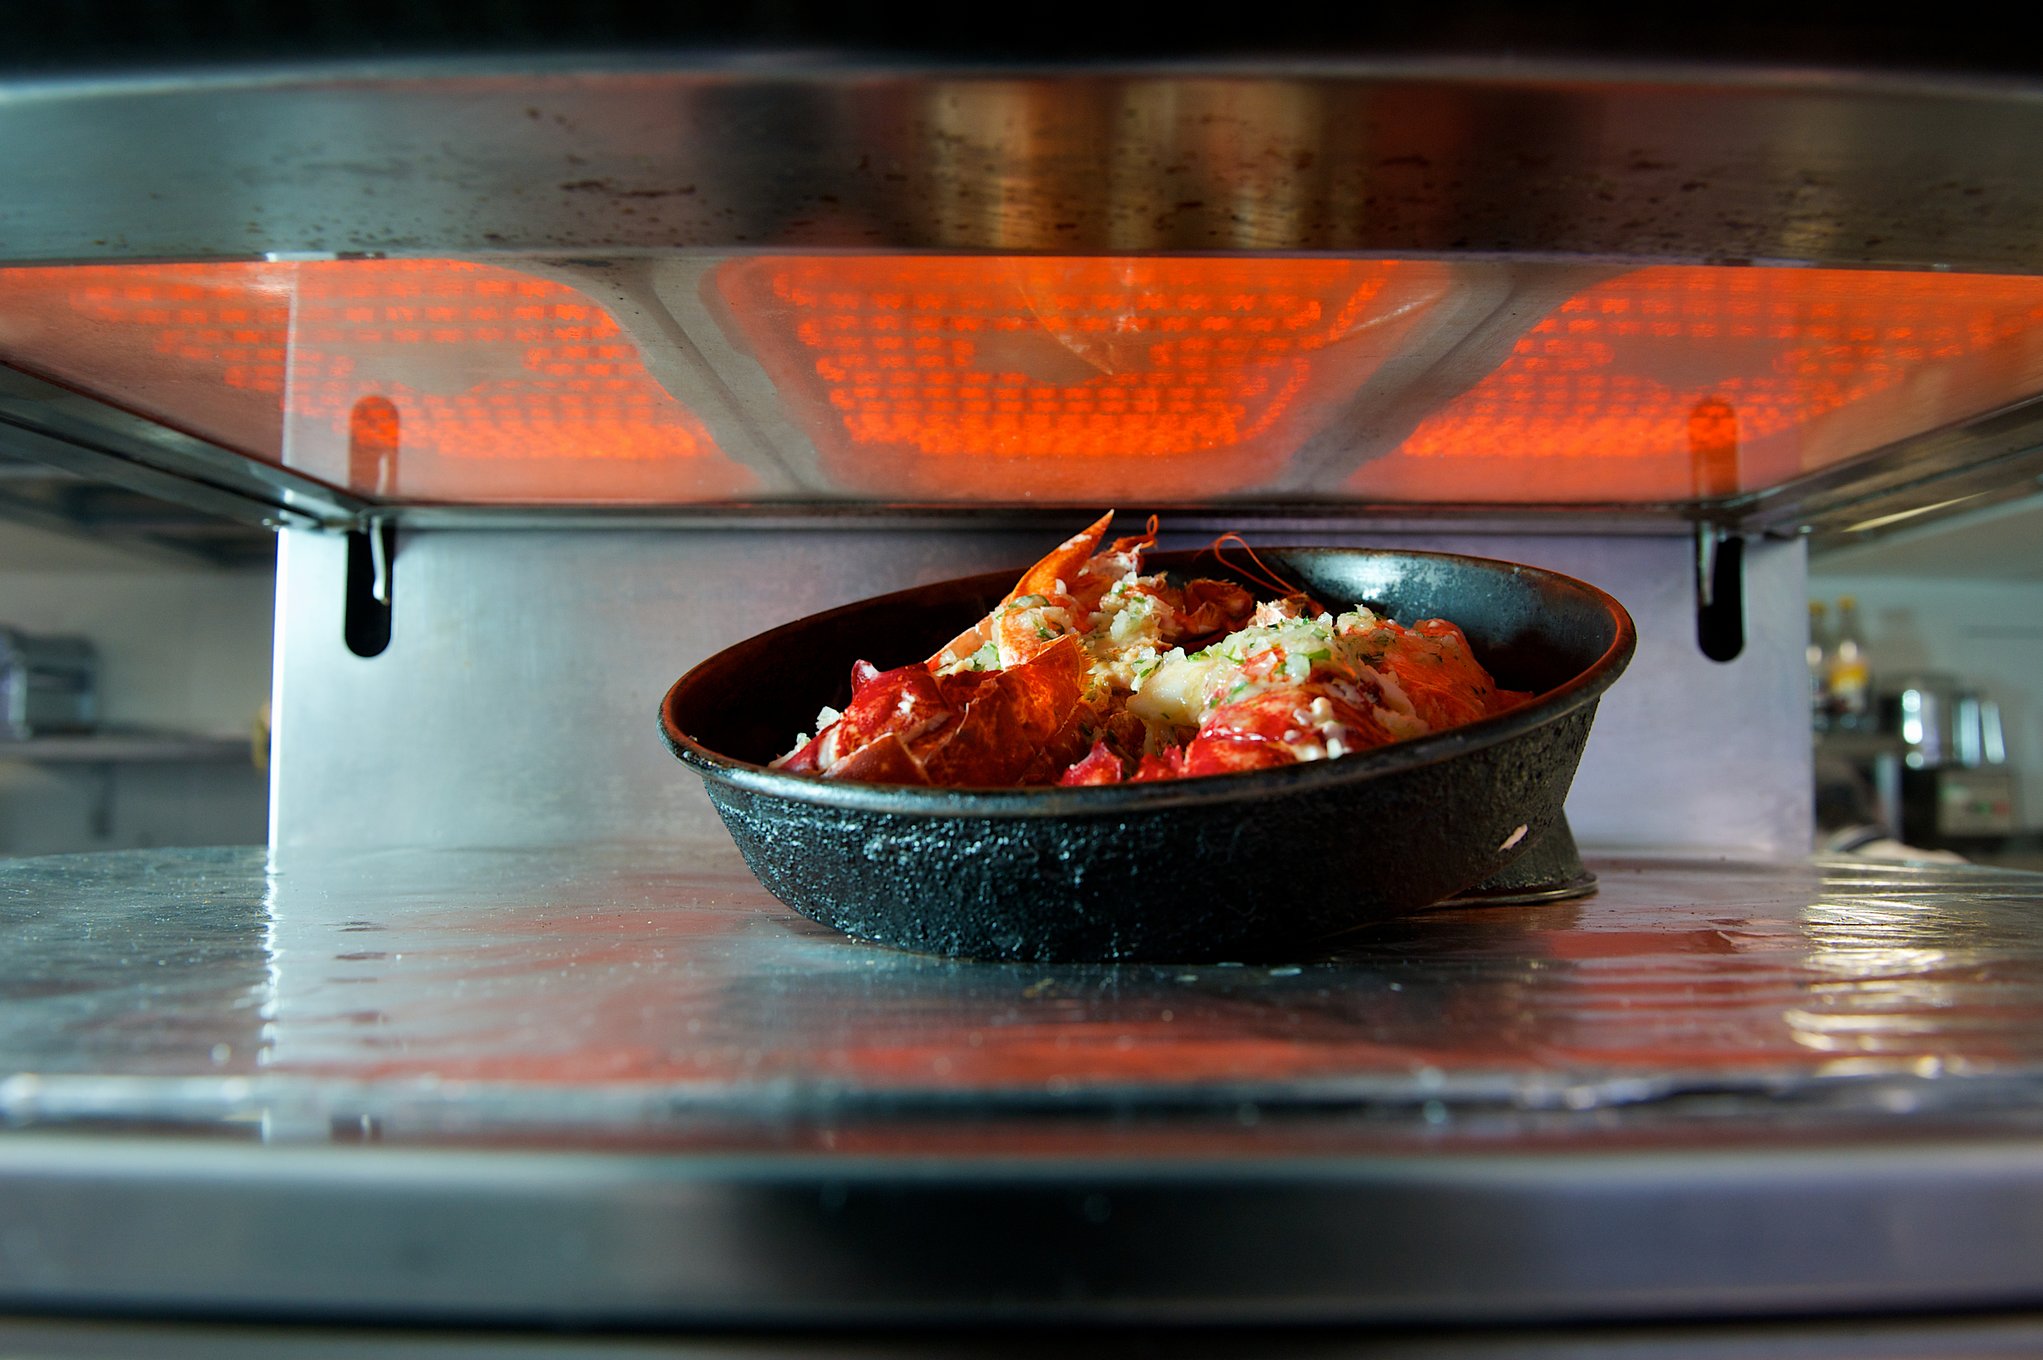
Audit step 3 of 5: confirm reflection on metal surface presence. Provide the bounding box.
[1784,871,2042,1064]
[0,261,294,462]
[0,365,366,531]
[279,261,742,501]
[910,78,1343,255]
[1689,397,1741,500]
[347,396,398,501]
[8,847,2043,1324]
[5,847,2043,1132]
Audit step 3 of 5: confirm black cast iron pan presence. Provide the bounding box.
[659,547,1634,963]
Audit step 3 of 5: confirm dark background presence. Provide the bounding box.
[0,2,2017,77]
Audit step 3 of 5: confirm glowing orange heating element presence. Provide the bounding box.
[0,259,744,503]
[14,256,2043,507]
[284,262,726,475]
[715,255,1452,497]
[0,262,295,459]
[1374,266,2043,502]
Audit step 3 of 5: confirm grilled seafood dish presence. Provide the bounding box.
[772,512,1529,787]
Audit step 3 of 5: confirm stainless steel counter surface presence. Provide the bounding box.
[5,844,2043,1327]
[8,843,2043,1130]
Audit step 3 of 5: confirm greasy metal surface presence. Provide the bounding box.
[7,847,2043,1326]
[6,845,2043,1125]
[9,61,2043,272]
[269,529,1810,858]
[660,547,1632,961]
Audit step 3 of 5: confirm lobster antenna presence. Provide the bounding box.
[1198,532,1300,597]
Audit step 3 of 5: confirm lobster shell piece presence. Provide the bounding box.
[660,547,1634,963]
[777,636,1091,787]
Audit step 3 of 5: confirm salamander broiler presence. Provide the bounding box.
[7,21,2043,1354]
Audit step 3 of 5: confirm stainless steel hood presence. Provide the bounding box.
[4,57,2043,272]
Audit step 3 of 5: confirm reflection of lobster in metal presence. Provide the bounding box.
[773,513,1527,787]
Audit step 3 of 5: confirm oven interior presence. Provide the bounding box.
[5,50,2043,1347]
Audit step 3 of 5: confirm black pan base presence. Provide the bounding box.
[663,547,1634,963]
[704,706,1597,962]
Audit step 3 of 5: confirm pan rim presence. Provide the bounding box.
[658,545,1636,820]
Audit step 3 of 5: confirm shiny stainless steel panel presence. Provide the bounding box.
[3,847,2043,1324]
[267,526,1808,855]
[7,61,2043,272]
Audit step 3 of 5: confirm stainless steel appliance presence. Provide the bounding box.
[6,31,2043,1353]
[0,627,96,738]
[1886,675,2021,841]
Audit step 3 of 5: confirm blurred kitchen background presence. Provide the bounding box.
[4,446,2041,862]
[1809,488,2043,869]
[0,459,272,856]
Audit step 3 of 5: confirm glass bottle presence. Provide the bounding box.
[1807,600,1832,732]
[1827,596,1872,732]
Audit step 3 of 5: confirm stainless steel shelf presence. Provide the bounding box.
[0,730,251,764]
[5,845,2043,1327]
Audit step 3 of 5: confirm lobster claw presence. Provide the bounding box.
[777,637,1092,787]
[773,661,952,777]
[928,511,1118,671]
[920,635,1090,785]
